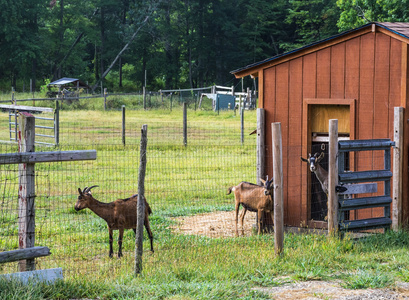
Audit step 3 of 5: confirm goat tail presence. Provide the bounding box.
[227,187,233,195]
[145,200,153,215]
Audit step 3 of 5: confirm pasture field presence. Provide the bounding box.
[1,107,409,299]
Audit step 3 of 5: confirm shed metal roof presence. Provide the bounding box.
[231,22,409,78]
[48,77,90,88]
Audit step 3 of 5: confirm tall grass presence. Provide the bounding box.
[1,107,409,299]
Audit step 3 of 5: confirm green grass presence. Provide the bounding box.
[1,106,409,299]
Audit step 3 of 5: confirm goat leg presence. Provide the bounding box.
[109,228,114,258]
[257,209,263,235]
[118,228,124,258]
[144,218,154,253]
[240,208,247,235]
[235,202,240,236]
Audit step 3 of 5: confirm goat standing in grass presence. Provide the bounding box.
[227,177,274,236]
[75,186,154,258]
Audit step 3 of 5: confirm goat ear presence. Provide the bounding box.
[300,157,308,162]
[260,178,266,185]
[78,188,83,195]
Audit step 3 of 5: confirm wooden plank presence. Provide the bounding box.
[18,113,36,272]
[263,67,276,178]
[339,196,392,210]
[0,150,97,165]
[275,63,289,224]
[356,32,376,220]
[338,183,378,195]
[393,107,404,230]
[287,58,303,226]
[339,170,393,183]
[301,53,317,226]
[0,104,53,113]
[0,247,51,264]
[317,48,331,98]
[345,37,360,99]
[330,43,346,98]
[0,268,63,284]
[256,108,265,185]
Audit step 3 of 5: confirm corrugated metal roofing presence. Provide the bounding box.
[231,22,409,76]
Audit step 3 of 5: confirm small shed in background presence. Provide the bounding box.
[232,22,409,229]
[47,77,90,97]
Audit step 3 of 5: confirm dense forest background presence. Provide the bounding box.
[1,0,408,93]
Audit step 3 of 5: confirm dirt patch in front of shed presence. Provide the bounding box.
[171,210,257,238]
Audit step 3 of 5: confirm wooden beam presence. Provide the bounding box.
[393,107,404,231]
[0,104,53,113]
[0,247,51,264]
[0,150,97,165]
[18,113,36,271]
[0,268,63,284]
[272,122,284,256]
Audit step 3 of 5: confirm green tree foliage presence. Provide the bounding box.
[6,0,396,92]
[286,0,340,50]
[337,0,409,31]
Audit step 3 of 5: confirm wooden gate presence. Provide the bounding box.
[337,139,394,232]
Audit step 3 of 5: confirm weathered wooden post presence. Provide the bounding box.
[143,86,146,110]
[256,108,265,185]
[272,122,284,255]
[240,108,244,145]
[122,105,126,146]
[18,112,36,271]
[393,107,404,231]
[328,119,339,235]
[135,124,148,275]
[183,102,187,146]
[104,88,107,111]
[55,101,60,146]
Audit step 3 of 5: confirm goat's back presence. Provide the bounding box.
[231,181,274,211]
[109,195,152,229]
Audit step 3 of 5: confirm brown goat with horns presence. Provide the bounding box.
[75,186,154,258]
[227,177,274,236]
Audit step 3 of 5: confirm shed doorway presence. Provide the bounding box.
[302,99,356,228]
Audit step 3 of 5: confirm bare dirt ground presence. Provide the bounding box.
[171,210,409,299]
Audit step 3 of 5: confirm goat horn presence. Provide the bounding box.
[82,186,88,194]
[318,152,325,160]
[85,185,99,193]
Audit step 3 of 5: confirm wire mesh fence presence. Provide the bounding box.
[0,108,262,279]
[0,104,393,280]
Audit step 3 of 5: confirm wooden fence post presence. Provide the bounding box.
[143,86,146,110]
[241,108,244,145]
[55,100,60,146]
[103,88,107,111]
[18,112,36,271]
[272,122,284,255]
[328,119,339,235]
[122,105,126,146]
[183,102,187,146]
[393,107,404,231]
[135,124,148,275]
[256,108,265,185]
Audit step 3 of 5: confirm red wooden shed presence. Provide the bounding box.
[232,22,409,229]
